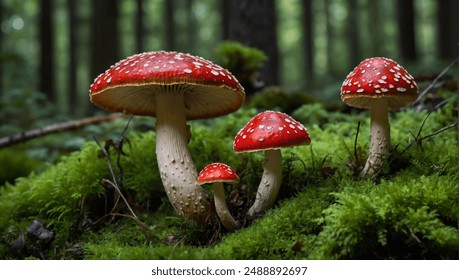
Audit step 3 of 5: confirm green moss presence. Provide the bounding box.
[0,149,44,185]
[0,98,457,259]
[312,174,458,259]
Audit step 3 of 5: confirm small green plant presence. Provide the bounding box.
[215,41,267,95]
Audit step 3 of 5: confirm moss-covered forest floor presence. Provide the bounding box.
[0,89,458,260]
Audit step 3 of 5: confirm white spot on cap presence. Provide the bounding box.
[211,70,219,76]
[184,69,192,74]
[397,87,406,92]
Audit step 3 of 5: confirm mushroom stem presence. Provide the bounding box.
[247,149,282,218]
[362,102,390,176]
[213,182,240,231]
[155,89,214,226]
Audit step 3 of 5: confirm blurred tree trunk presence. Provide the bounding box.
[324,0,334,75]
[164,0,176,51]
[135,0,145,53]
[221,0,230,40]
[222,0,279,86]
[185,0,196,54]
[397,0,417,61]
[301,0,314,84]
[90,0,120,108]
[367,0,382,55]
[68,0,77,114]
[0,1,3,95]
[346,0,360,67]
[39,0,55,102]
[437,0,459,60]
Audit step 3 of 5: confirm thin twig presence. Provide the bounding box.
[413,58,458,106]
[0,113,124,148]
[390,122,457,164]
[94,135,152,243]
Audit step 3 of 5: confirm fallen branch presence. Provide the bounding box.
[0,113,124,148]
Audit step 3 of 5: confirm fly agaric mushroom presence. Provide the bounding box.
[233,110,311,218]
[341,57,419,176]
[89,51,245,227]
[198,163,240,231]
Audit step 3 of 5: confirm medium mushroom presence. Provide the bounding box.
[89,51,245,226]
[198,163,240,231]
[341,57,419,176]
[233,110,311,218]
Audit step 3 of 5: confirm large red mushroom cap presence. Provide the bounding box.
[233,110,311,153]
[89,51,245,119]
[198,163,239,185]
[341,57,419,109]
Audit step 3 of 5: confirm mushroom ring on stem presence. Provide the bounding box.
[233,110,311,218]
[89,51,245,227]
[341,57,419,176]
[198,163,240,231]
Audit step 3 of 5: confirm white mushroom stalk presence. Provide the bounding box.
[340,57,419,177]
[233,111,311,219]
[212,182,240,231]
[197,162,241,231]
[155,89,213,226]
[246,149,282,218]
[362,101,390,176]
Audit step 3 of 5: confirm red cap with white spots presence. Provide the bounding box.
[233,111,311,153]
[341,57,419,109]
[198,163,239,184]
[89,51,245,119]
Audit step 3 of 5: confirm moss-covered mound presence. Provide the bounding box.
[0,98,457,260]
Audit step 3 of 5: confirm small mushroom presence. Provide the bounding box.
[198,163,240,231]
[233,110,311,218]
[89,51,245,226]
[341,57,419,176]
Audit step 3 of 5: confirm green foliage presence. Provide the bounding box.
[0,149,43,185]
[0,89,57,136]
[312,174,458,259]
[247,88,319,114]
[215,41,268,95]
[0,98,457,260]
[215,41,267,75]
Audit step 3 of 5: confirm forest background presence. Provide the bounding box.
[1,0,458,117]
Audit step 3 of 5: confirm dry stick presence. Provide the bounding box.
[389,58,459,169]
[0,113,124,148]
[413,57,458,106]
[389,120,457,165]
[94,135,152,244]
